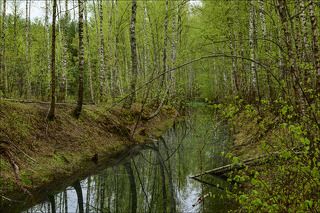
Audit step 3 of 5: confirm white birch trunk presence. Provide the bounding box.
[249,1,258,99]
[84,1,94,103]
[98,0,107,102]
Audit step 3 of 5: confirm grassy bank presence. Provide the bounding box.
[220,103,320,212]
[0,100,177,209]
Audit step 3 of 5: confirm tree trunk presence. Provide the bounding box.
[124,0,138,108]
[238,31,247,97]
[259,0,273,101]
[277,0,303,110]
[73,180,84,213]
[299,0,308,60]
[45,0,50,101]
[64,190,68,213]
[85,177,91,213]
[249,1,259,102]
[161,0,169,90]
[111,0,120,100]
[74,0,85,118]
[47,0,57,121]
[84,1,95,104]
[98,0,106,102]
[125,162,137,213]
[0,0,6,97]
[48,195,56,213]
[58,0,68,103]
[228,19,239,95]
[170,1,177,96]
[108,0,115,99]
[25,0,31,98]
[13,0,17,97]
[308,0,320,94]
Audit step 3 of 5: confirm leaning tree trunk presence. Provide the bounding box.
[74,0,85,118]
[47,0,57,121]
[124,0,138,109]
[111,0,120,100]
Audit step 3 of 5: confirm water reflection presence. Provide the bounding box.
[25,106,234,213]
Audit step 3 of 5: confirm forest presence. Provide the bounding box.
[0,0,319,212]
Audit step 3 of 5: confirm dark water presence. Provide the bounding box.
[24,104,234,213]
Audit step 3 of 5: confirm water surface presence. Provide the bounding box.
[25,105,234,213]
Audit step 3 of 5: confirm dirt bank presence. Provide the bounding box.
[0,101,177,211]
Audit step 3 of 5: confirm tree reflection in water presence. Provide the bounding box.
[25,107,235,213]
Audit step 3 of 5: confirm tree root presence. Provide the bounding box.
[0,139,32,196]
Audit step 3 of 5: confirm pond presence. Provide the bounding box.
[24,104,234,213]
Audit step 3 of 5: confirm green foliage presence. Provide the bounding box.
[223,104,240,119]
[224,101,320,212]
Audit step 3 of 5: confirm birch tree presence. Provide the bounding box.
[0,0,6,97]
[259,0,273,100]
[98,0,106,102]
[74,0,85,118]
[249,1,259,101]
[84,1,94,103]
[47,0,57,121]
[58,0,69,102]
[124,0,138,108]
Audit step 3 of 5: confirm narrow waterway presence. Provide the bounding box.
[25,104,234,213]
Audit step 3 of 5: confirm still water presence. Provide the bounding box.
[25,105,234,213]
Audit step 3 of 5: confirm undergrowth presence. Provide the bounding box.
[215,98,320,212]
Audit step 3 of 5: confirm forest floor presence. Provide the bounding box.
[0,100,177,209]
[230,110,278,160]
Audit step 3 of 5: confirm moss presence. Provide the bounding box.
[20,172,32,187]
[2,112,31,140]
[52,153,69,167]
[0,159,11,171]
[82,108,100,121]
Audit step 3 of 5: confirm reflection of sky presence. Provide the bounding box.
[66,187,79,212]
[177,178,201,213]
